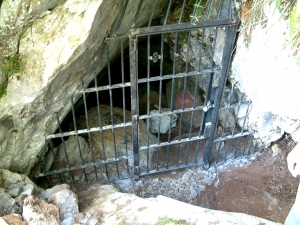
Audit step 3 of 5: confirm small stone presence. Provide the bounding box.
[22,196,60,225]
[8,187,23,197]
[48,189,79,221]
[0,189,21,216]
[41,184,70,201]
[2,214,26,225]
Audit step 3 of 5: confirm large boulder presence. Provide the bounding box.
[0,0,169,173]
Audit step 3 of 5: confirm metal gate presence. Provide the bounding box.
[35,0,259,187]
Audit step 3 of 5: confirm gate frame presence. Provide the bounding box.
[129,18,240,179]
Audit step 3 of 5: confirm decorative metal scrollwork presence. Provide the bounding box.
[149,52,162,63]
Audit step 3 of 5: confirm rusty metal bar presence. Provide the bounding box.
[132,18,237,36]
[129,34,140,180]
[203,21,240,169]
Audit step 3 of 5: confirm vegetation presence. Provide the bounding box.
[242,0,299,63]
[2,54,26,78]
[155,216,194,225]
[0,86,6,98]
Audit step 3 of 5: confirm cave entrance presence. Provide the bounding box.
[35,0,259,187]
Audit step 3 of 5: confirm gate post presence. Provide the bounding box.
[129,31,140,180]
[202,21,240,170]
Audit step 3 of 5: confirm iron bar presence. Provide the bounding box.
[178,0,187,24]
[71,94,88,183]
[82,81,99,181]
[105,42,120,178]
[140,135,206,150]
[76,70,214,94]
[163,0,173,25]
[218,0,226,19]
[205,0,214,20]
[121,38,130,176]
[129,35,140,179]
[49,140,63,183]
[37,155,130,177]
[146,34,151,173]
[132,18,237,36]
[132,0,144,28]
[113,0,129,37]
[94,76,109,178]
[166,28,179,169]
[148,0,158,27]
[203,22,239,169]
[55,112,76,185]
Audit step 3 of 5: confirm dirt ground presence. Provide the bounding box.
[192,136,299,224]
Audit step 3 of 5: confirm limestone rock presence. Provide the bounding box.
[22,196,60,225]
[0,169,35,189]
[0,0,169,174]
[57,136,90,167]
[41,184,70,201]
[48,189,79,221]
[76,184,280,225]
[0,188,21,217]
[1,214,26,225]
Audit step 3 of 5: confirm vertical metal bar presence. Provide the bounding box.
[178,0,187,24]
[148,0,158,27]
[166,30,179,169]
[191,0,200,18]
[146,35,151,173]
[229,0,232,18]
[155,33,165,171]
[55,112,76,185]
[205,0,214,20]
[163,0,173,25]
[113,0,129,37]
[94,78,109,179]
[71,94,88,183]
[195,26,209,163]
[121,38,130,175]
[217,0,226,19]
[81,81,99,181]
[132,0,144,28]
[105,42,119,177]
[202,22,239,170]
[129,34,140,180]
[49,140,63,184]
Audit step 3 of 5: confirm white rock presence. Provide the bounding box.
[22,196,60,225]
[48,189,79,221]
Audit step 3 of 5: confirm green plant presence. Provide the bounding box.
[190,0,205,25]
[2,54,26,78]
[155,216,194,225]
[0,86,6,98]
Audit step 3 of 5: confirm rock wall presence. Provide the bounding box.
[231,1,300,146]
[0,0,168,173]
